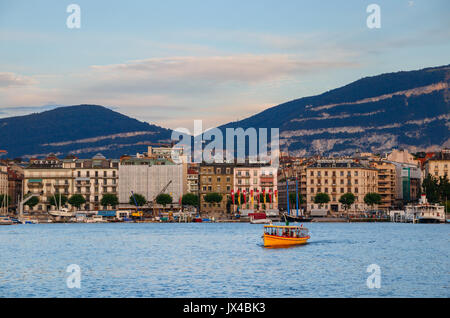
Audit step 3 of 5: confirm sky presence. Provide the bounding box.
[0,0,449,130]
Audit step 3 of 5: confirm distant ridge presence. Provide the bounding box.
[219,64,450,155]
[1,65,449,159]
[0,105,173,158]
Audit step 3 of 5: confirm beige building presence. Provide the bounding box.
[199,163,234,218]
[305,159,378,214]
[386,149,419,165]
[424,149,450,178]
[23,154,119,213]
[372,161,396,210]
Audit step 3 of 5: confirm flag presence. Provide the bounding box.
[243,190,246,204]
[274,190,278,203]
[269,189,272,203]
[231,189,235,204]
[237,189,241,205]
[263,190,266,204]
[250,189,254,206]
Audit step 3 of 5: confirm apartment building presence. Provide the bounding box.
[71,154,119,210]
[186,164,199,195]
[23,154,119,213]
[424,149,450,178]
[198,163,234,218]
[233,163,278,212]
[305,159,378,214]
[372,161,396,210]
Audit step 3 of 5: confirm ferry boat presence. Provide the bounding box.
[405,195,446,223]
[263,225,310,247]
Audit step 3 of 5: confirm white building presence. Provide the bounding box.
[119,158,183,205]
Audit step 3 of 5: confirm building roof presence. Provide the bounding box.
[307,159,373,169]
[429,149,450,161]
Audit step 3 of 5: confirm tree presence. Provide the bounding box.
[422,174,440,203]
[49,194,68,207]
[68,194,86,209]
[438,175,450,203]
[101,194,119,208]
[339,192,356,212]
[156,193,173,206]
[24,195,39,208]
[181,193,199,207]
[364,192,381,209]
[129,193,147,207]
[314,192,330,208]
[289,192,305,206]
[0,194,11,207]
[204,193,223,205]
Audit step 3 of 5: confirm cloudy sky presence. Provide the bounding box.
[1,0,449,130]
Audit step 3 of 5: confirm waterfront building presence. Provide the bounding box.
[118,157,183,207]
[305,159,378,215]
[23,154,119,213]
[7,164,24,210]
[371,161,397,210]
[0,164,8,214]
[384,161,421,205]
[70,154,119,210]
[424,149,450,178]
[277,157,310,212]
[233,163,278,213]
[186,164,199,195]
[198,163,234,218]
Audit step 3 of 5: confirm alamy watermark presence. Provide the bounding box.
[66,4,81,29]
[171,120,280,167]
[66,264,81,289]
[366,264,381,289]
[366,4,381,29]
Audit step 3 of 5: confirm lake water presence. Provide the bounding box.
[0,222,448,297]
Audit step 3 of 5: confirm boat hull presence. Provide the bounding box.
[263,234,310,247]
[286,215,312,223]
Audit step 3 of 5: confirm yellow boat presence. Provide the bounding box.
[263,225,310,247]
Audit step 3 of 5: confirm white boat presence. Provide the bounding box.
[405,195,446,223]
[21,218,39,224]
[0,216,14,225]
[48,208,76,217]
[250,216,272,224]
[86,215,107,223]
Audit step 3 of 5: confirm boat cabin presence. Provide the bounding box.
[264,225,308,238]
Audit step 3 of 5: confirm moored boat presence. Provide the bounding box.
[284,213,312,223]
[0,216,14,225]
[263,225,310,247]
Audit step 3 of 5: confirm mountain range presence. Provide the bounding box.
[0,105,172,159]
[220,64,450,156]
[0,64,449,159]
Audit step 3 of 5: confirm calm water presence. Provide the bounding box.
[0,222,448,298]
